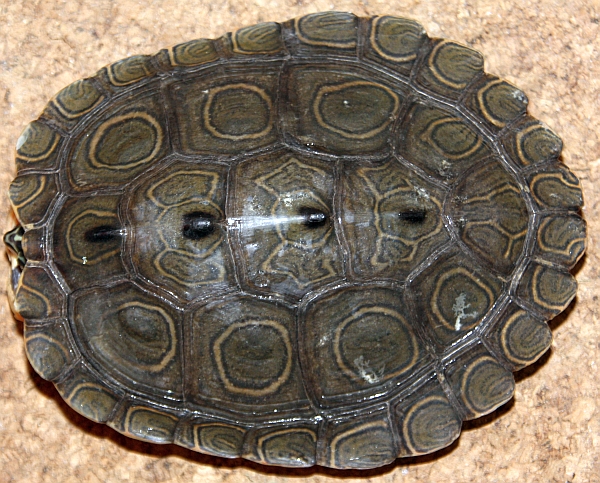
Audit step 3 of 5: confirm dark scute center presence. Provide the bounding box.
[182,211,216,239]
[298,207,327,228]
[398,209,427,224]
[84,225,122,243]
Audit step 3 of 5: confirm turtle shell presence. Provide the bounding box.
[5,12,586,469]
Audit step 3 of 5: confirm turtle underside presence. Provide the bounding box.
[5,12,586,469]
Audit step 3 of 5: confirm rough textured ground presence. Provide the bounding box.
[0,0,598,482]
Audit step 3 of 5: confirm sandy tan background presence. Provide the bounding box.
[0,0,598,482]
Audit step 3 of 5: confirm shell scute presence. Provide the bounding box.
[415,39,484,99]
[394,376,462,456]
[55,362,121,423]
[24,319,76,381]
[15,121,62,172]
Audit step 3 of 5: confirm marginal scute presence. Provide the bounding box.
[324,412,396,469]
[43,78,105,128]
[464,74,528,130]
[15,265,64,319]
[104,55,157,86]
[451,160,528,275]
[416,40,484,98]
[488,303,552,369]
[230,22,284,54]
[55,363,121,423]
[446,345,515,418]
[24,321,75,381]
[365,15,427,75]
[517,262,577,319]
[15,121,61,171]
[176,421,246,458]
[528,164,584,211]
[536,214,586,268]
[108,403,180,443]
[167,38,219,66]
[246,424,318,467]
[394,377,462,455]
[502,117,562,167]
[290,12,357,52]
[399,102,491,182]
[21,227,45,261]
[9,174,58,227]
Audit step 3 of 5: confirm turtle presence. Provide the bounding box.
[4,11,586,469]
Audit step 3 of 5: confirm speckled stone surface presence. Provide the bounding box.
[0,1,598,482]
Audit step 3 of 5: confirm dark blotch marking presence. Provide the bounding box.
[84,225,122,243]
[398,209,427,224]
[299,207,328,228]
[182,211,216,240]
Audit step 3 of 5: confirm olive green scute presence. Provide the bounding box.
[245,424,318,467]
[131,161,232,301]
[24,321,75,381]
[415,40,484,98]
[409,249,503,347]
[21,227,45,262]
[342,158,449,280]
[364,16,427,75]
[9,174,58,227]
[15,266,64,320]
[104,54,157,87]
[450,160,528,275]
[324,412,396,469]
[108,403,180,443]
[170,68,278,154]
[394,377,462,455]
[399,102,492,182]
[72,282,183,396]
[167,39,219,67]
[229,22,284,55]
[301,285,427,406]
[176,420,246,458]
[463,75,528,130]
[517,263,577,319]
[288,12,358,54]
[15,121,61,171]
[188,295,309,410]
[446,345,514,418]
[528,164,584,211]
[502,117,562,167]
[68,92,168,192]
[283,65,402,155]
[55,363,120,423]
[234,152,343,298]
[489,303,552,368]
[53,195,124,290]
[43,78,105,127]
[536,214,586,268]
